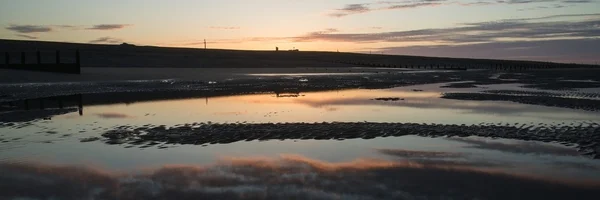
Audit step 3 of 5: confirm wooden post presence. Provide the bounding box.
[78,94,83,116]
[36,51,41,64]
[58,99,64,109]
[56,50,61,64]
[21,52,26,64]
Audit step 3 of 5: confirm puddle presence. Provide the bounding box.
[40,83,599,126]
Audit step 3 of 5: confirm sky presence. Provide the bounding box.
[1,0,599,64]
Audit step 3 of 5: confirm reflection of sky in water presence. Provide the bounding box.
[1,83,599,196]
[3,150,599,199]
[1,135,600,181]
[44,83,600,126]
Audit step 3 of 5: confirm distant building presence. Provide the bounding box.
[276,47,279,51]
[120,42,135,47]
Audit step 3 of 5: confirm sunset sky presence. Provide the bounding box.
[1,0,599,63]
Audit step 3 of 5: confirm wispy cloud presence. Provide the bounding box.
[89,37,123,44]
[328,1,443,17]
[377,38,600,63]
[87,24,131,30]
[294,14,600,44]
[54,25,84,30]
[7,24,132,34]
[209,26,240,30]
[15,34,38,39]
[328,3,371,17]
[328,0,597,17]
[6,25,52,33]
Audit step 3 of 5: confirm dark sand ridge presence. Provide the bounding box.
[94,122,600,159]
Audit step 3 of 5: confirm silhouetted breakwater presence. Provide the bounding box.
[330,60,594,71]
[1,50,80,74]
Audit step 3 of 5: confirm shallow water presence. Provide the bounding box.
[46,83,600,125]
[1,82,599,199]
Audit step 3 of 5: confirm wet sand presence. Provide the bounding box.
[442,92,600,111]
[0,67,390,83]
[95,122,600,159]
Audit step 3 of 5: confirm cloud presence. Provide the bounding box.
[376,38,600,63]
[15,34,37,39]
[209,26,241,30]
[7,24,131,34]
[328,1,443,17]
[87,24,131,30]
[54,25,84,30]
[164,13,599,63]
[6,25,52,33]
[289,13,600,63]
[328,3,371,17]
[328,0,597,17]
[89,37,123,44]
[510,13,600,20]
[293,17,600,44]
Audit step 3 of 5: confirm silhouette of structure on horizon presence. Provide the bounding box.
[1,50,81,74]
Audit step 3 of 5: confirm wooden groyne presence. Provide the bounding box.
[1,50,81,74]
[331,60,592,71]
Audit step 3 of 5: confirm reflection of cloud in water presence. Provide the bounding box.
[324,107,339,112]
[376,148,507,168]
[551,161,600,171]
[213,111,248,115]
[449,137,579,156]
[93,112,133,119]
[254,90,590,120]
[377,148,463,158]
[1,155,599,199]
